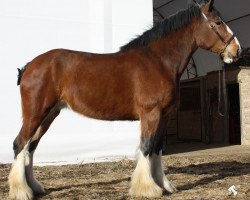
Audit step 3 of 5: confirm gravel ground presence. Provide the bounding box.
[1,145,250,199]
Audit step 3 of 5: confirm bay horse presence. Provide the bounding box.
[9,0,241,199]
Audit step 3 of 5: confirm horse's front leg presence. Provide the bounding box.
[150,116,177,193]
[129,107,163,198]
[150,152,177,193]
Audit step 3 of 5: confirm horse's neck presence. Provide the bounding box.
[149,23,198,79]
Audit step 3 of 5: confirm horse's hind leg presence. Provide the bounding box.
[9,76,61,200]
[9,104,61,200]
[129,107,163,198]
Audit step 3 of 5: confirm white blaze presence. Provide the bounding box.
[225,24,242,53]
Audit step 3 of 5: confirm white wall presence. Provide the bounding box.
[0,0,153,164]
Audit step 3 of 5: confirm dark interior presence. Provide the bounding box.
[227,83,241,144]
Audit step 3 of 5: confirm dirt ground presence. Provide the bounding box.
[1,144,250,200]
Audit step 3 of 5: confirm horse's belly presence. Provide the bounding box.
[63,92,137,121]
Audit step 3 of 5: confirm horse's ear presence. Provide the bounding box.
[202,0,214,13]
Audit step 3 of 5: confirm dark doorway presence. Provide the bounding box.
[227,83,241,144]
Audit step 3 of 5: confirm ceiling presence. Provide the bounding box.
[153,0,250,79]
[153,0,250,23]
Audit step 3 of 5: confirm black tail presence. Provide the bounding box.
[17,63,28,86]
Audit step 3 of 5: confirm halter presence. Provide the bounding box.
[202,11,235,56]
[209,22,235,56]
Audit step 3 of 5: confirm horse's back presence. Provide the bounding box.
[21,49,140,120]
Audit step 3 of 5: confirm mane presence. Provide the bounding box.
[120,5,201,51]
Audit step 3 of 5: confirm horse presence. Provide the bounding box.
[8,0,241,199]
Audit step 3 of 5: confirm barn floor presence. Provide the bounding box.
[1,144,250,200]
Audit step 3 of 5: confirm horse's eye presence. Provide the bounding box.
[215,21,222,26]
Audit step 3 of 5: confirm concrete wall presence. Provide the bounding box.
[238,68,250,145]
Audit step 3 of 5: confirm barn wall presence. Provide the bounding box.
[0,0,153,163]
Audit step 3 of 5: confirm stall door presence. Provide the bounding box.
[178,84,202,140]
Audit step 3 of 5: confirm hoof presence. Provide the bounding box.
[27,177,45,195]
[163,179,177,193]
[30,181,45,195]
[129,182,163,198]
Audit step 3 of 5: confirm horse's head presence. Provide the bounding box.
[194,0,241,63]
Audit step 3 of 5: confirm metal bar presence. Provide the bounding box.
[226,13,250,23]
[153,7,165,19]
[186,66,190,79]
[186,57,198,79]
[189,72,197,76]
[155,1,249,24]
[155,0,176,10]
[191,57,198,77]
